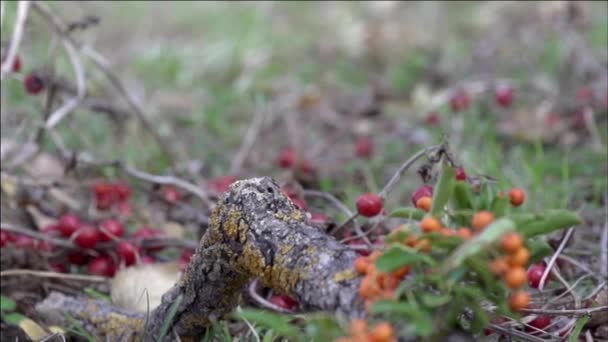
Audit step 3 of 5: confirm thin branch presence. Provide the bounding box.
[1,269,107,282]
[521,306,608,316]
[0,0,30,79]
[539,227,574,291]
[0,222,75,248]
[378,145,441,199]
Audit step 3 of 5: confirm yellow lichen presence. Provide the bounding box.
[333,269,358,282]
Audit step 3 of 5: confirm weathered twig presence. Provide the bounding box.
[0,0,30,80]
[36,177,363,340]
[539,226,574,291]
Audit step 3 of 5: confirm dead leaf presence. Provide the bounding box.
[19,318,48,340]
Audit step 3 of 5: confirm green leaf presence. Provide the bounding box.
[389,207,425,221]
[0,295,16,311]
[421,293,451,307]
[3,312,27,325]
[236,309,300,340]
[468,300,490,334]
[508,213,538,227]
[157,294,183,341]
[451,182,474,210]
[490,196,509,218]
[431,165,455,217]
[84,288,111,302]
[376,245,436,272]
[527,238,553,264]
[520,210,581,238]
[371,301,434,336]
[568,316,590,342]
[441,218,515,272]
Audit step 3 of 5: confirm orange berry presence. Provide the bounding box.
[415,238,432,252]
[355,257,370,275]
[416,196,432,212]
[350,319,368,336]
[404,234,418,247]
[420,216,442,233]
[509,291,530,312]
[380,288,396,300]
[508,247,530,267]
[393,265,411,279]
[508,188,526,207]
[369,251,382,262]
[457,227,472,240]
[370,322,394,342]
[489,257,509,276]
[378,273,399,290]
[366,262,377,276]
[472,211,494,230]
[501,232,524,254]
[504,266,528,289]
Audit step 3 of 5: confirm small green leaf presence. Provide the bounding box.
[568,316,590,342]
[520,210,581,238]
[441,218,515,272]
[376,245,436,272]
[431,165,455,217]
[490,196,509,218]
[527,238,553,264]
[0,295,16,311]
[451,182,474,210]
[3,312,27,325]
[508,213,538,227]
[157,294,183,341]
[236,309,300,340]
[421,293,451,307]
[84,288,111,302]
[389,207,425,220]
[371,301,434,336]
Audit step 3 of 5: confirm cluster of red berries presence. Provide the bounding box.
[2,53,48,95]
[278,147,313,174]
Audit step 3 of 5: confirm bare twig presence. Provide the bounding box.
[539,226,574,291]
[247,279,294,314]
[0,269,106,282]
[378,145,441,199]
[0,0,30,79]
[487,323,546,342]
[302,190,363,239]
[521,306,608,316]
[0,222,75,248]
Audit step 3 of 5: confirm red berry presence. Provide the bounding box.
[68,251,89,265]
[356,193,383,217]
[13,235,35,249]
[2,55,21,72]
[88,256,116,277]
[162,185,181,204]
[528,264,550,288]
[117,241,139,266]
[75,224,100,249]
[290,196,308,211]
[50,263,67,273]
[355,136,374,159]
[526,316,552,332]
[99,219,125,242]
[269,295,298,310]
[93,181,115,210]
[411,185,434,206]
[0,230,12,247]
[426,112,441,126]
[495,85,514,108]
[113,182,131,202]
[209,176,237,193]
[133,227,164,252]
[455,167,467,181]
[37,240,55,253]
[23,72,45,94]
[58,214,81,237]
[450,89,470,112]
[278,148,297,168]
[116,201,133,217]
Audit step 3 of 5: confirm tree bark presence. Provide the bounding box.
[36,177,363,341]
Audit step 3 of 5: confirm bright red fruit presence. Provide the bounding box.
[411,185,434,206]
[269,295,298,310]
[356,193,383,217]
[58,214,81,237]
[50,263,67,273]
[278,148,297,168]
[75,225,100,249]
[576,87,593,103]
[526,316,552,332]
[355,136,374,159]
[162,185,181,204]
[0,230,11,247]
[117,201,133,217]
[13,235,35,249]
[455,167,467,181]
[99,219,125,242]
[117,241,139,266]
[209,176,237,193]
[68,251,89,265]
[2,55,22,72]
[426,112,441,126]
[93,181,114,210]
[528,264,550,288]
[88,256,116,277]
[23,72,45,94]
[495,85,514,108]
[450,89,470,112]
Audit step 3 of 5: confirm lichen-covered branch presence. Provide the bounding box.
[36,177,363,340]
